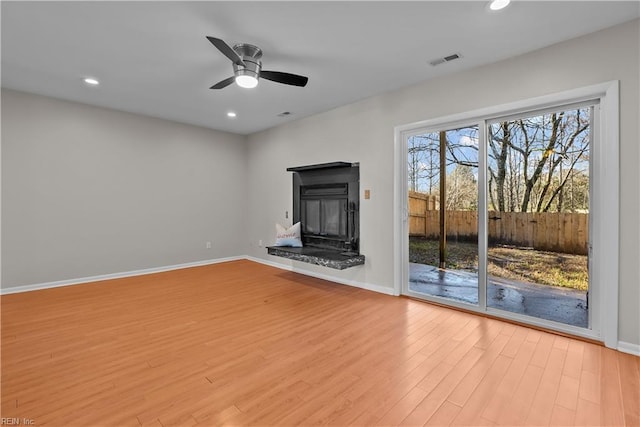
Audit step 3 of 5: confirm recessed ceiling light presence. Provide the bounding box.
[227,111,237,118]
[83,77,100,86]
[489,0,510,11]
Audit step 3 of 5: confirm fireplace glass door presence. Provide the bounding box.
[300,184,349,247]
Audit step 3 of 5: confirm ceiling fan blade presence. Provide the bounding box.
[206,36,246,67]
[210,76,236,89]
[260,70,308,87]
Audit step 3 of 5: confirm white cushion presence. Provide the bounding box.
[274,222,303,247]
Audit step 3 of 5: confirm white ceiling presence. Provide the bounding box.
[2,1,638,135]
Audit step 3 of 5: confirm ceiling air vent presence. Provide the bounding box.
[429,53,461,67]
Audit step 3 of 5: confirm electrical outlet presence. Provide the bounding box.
[258,240,263,247]
[285,211,289,219]
[206,241,212,249]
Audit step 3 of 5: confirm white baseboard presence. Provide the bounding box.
[618,341,640,356]
[0,256,245,295]
[245,255,396,296]
[0,255,396,298]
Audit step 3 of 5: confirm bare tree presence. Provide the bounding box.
[487,122,512,212]
[446,165,478,210]
[408,135,439,193]
[487,107,590,213]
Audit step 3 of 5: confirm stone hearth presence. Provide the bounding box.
[267,246,365,270]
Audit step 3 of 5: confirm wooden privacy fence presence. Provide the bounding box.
[408,191,588,255]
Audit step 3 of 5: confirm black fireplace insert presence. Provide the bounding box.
[288,162,359,253]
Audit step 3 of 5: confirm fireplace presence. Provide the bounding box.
[290,162,359,253]
[266,162,364,270]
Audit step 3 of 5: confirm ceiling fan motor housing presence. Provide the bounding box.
[232,43,262,79]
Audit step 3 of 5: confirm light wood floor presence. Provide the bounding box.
[1,260,638,426]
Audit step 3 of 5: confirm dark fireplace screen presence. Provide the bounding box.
[300,184,348,239]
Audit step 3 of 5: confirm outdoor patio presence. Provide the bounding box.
[409,262,588,328]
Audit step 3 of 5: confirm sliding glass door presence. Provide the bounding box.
[407,126,480,306]
[402,102,595,334]
[485,106,592,328]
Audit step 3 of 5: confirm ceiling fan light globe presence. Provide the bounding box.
[236,75,258,89]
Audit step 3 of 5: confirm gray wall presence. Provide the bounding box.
[246,20,640,345]
[2,89,247,287]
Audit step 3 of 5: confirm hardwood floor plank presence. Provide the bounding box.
[579,369,601,404]
[1,260,637,427]
[575,397,602,426]
[449,354,513,425]
[220,380,311,426]
[618,351,640,426]
[495,364,544,426]
[349,410,380,426]
[550,404,576,426]
[367,359,437,420]
[553,335,571,350]
[402,346,483,426]
[601,348,626,426]
[472,318,507,350]
[268,373,360,425]
[529,332,555,368]
[375,387,430,426]
[562,339,585,379]
[192,404,241,426]
[321,369,393,425]
[582,342,602,374]
[424,401,462,426]
[446,332,510,408]
[481,338,537,422]
[555,374,581,411]
[499,325,528,358]
[524,346,567,426]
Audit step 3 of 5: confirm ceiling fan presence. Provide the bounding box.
[206,36,309,90]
